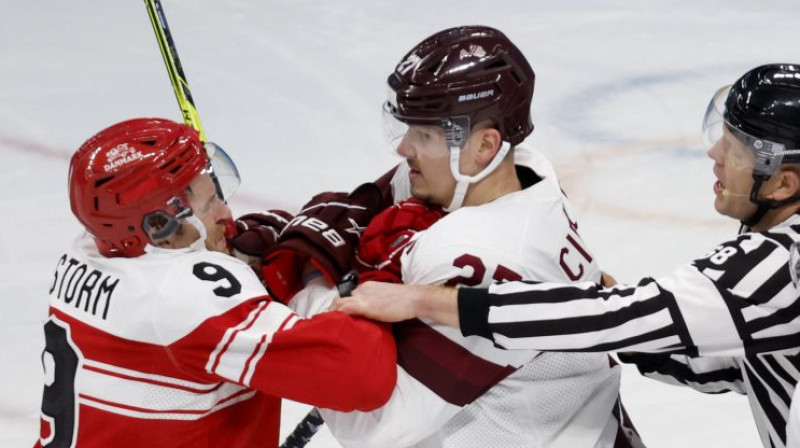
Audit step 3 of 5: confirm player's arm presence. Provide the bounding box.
[458,234,800,357]
[339,234,800,357]
[323,218,538,446]
[156,255,396,412]
[617,352,746,394]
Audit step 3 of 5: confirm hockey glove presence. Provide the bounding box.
[229,210,294,272]
[355,198,446,283]
[262,183,383,302]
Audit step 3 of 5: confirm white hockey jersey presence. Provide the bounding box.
[36,234,395,448]
[322,148,623,448]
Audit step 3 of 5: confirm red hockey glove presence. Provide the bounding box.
[262,183,383,302]
[355,198,446,283]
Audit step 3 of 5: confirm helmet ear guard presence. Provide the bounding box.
[142,196,193,242]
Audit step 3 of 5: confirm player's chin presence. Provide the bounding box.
[206,231,230,254]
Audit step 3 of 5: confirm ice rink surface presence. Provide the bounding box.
[3,0,800,446]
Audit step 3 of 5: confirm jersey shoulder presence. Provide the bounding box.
[49,236,269,345]
[152,250,270,342]
[403,186,600,285]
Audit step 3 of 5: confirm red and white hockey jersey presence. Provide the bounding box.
[36,235,395,448]
[322,148,624,447]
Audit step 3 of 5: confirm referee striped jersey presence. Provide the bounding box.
[459,214,800,448]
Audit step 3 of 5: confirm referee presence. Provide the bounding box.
[334,63,800,448]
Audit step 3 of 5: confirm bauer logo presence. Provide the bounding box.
[458,89,494,102]
[103,143,145,172]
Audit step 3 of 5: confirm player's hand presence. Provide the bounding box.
[263,183,383,301]
[229,210,293,271]
[331,281,420,322]
[355,198,445,283]
[333,282,461,328]
[601,271,617,287]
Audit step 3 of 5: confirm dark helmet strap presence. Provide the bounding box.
[742,174,800,227]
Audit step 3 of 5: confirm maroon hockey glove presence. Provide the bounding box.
[355,198,446,283]
[262,183,383,302]
[230,210,294,258]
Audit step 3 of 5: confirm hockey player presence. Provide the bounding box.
[312,26,641,448]
[335,63,800,448]
[37,118,395,448]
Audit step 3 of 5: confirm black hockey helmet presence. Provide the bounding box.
[703,63,800,226]
[726,63,800,155]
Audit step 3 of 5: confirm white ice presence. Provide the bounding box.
[3,1,800,446]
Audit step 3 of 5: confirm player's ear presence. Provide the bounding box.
[475,127,502,167]
[766,165,800,201]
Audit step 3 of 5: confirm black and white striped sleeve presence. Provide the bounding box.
[617,352,746,394]
[459,232,800,357]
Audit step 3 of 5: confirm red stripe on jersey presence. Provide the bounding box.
[239,333,269,384]
[83,363,223,394]
[79,388,253,416]
[49,308,218,383]
[211,302,270,372]
[238,312,295,385]
[209,301,271,375]
[393,318,516,406]
[67,392,281,447]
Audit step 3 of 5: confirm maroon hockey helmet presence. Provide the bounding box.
[69,118,210,257]
[386,25,535,146]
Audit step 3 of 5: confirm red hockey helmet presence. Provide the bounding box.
[69,118,210,257]
[385,25,535,147]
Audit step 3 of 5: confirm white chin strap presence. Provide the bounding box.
[186,214,209,251]
[445,141,512,212]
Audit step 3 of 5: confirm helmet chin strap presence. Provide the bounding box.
[444,142,512,212]
[742,174,800,229]
[185,214,209,251]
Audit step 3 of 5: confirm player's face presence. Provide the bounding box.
[707,127,759,220]
[187,173,233,253]
[396,125,457,206]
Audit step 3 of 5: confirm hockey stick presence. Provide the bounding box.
[280,407,325,448]
[279,274,360,448]
[143,0,207,142]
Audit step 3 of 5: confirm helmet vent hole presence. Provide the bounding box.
[485,60,508,71]
[430,57,448,75]
[140,139,157,146]
[94,176,113,188]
